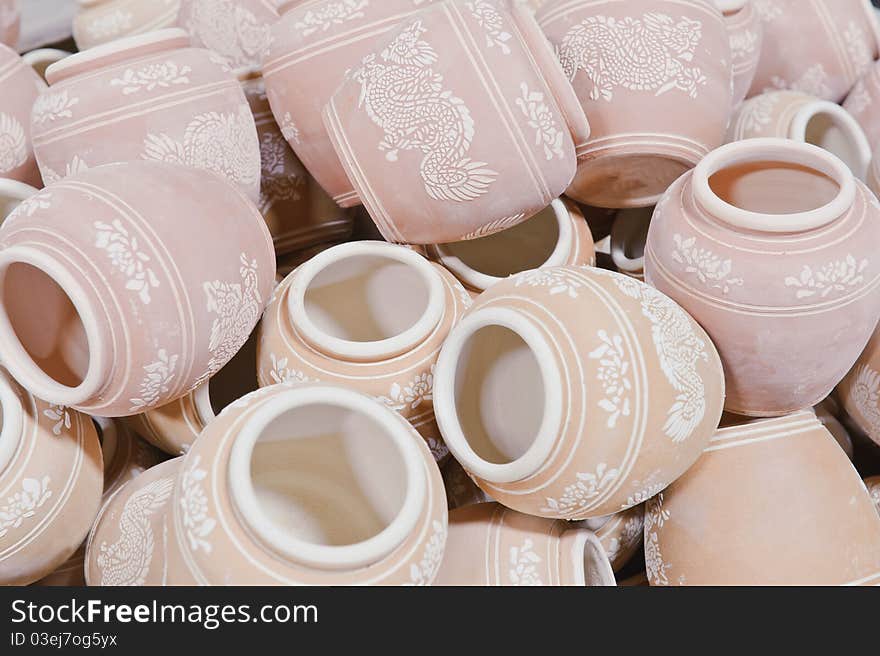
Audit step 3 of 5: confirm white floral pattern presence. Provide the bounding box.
[130,350,179,412]
[508,538,543,585]
[12,192,52,219]
[752,0,782,22]
[182,0,273,70]
[671,234,743,294]
[279,112,301,145]
[515,83,564,160]
[0,113,26,173]
[378,366,435,412]
[589,330,632,429]
[110,61,192,95]
[43,405,71,436]
[848,364,880,438]
[541,463,620,517]
[844,20,874,78]
[94,219,160,305]
[180,455,216,554]
[258,130,304,214]
[293,0,369,36]
[40,155,89,185]
[644,493,670,586]
[768,63,830,98]
[0,476,52,538]
[267,353,314,385]
[604,512,644,565]
[466,0,513,54]
[514,268,586,298]
[729,28,759,58]
[85,9,133,40]
[736,92,779,134]
[407,519,446,585]
[846,79,872,116]
[784,256,868,299]
[32,89,79,125]
[624,482,664,509]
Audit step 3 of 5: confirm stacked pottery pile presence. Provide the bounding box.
[2,0,880,587]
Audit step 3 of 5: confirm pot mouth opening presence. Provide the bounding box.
[194,332,259,425]
[0,370,24,477]
[92,416,116,476]
[287,242,444,362]
[432,200,571,292]
[693,138,855,233]
[434,307,562,484]
[228,386,427,570]
[790,100,872,180]
[0,246,105,407]
[569,529,616,587]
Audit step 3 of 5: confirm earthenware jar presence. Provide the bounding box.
[427,199,594,295]
[177,0,277,74]
[442,457,493,510]
[0,44,45,188]
[866,476,880,516]
[584,505,645,572]
[814,401,854,460]
[748,0,880,102]
[257,241,471,461]
[610,207,653,281]
[645,411,880,585]
[433,266,725,520]
[0,161,275,417]
[845,61,880,149]
[275,240,346,281]
[32,29,261,201]
[728,91,873,179]
[36,417,164,586]
[536,0,732,208]
[434,503,615,586]
[73,0,182,51]
[0,178,37,223]
[836,322,880,449]
[124,332,260,455]
[323,0,591,244]
[0,0,19,48]
[242,75,353,256]
[21,49,72,83]
[869,146,880,197]
[101,383,446,585]
[0,367,103,586]
[645,139,880,416]
[717,1,763,107]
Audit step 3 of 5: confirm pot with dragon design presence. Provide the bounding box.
[73,0,182,51]
[716,1,763,107]
[432,266,725,520]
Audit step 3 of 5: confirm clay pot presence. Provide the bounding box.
[835,322,880,449]
[32,29,261,202]
[747,0,880,103]
[645,411,880,585]
[0,178,38,223]
[73,0,182,51]
[584,505,645,572]
[434,503,615,586]
[441,457,493,510]
[90,383,449,585]
[124,330,260,455]
[0,367,103,586]
[177,0,278,74]
[0,44,45,188]
[718,1,763,107]
[242,75,353,256]
[870,145,880,197]
[323,0,590,244]
[433,266,725,520]
[0,161,275,417]
[645,138,880,416]
[866,476,880,516]
[427,199,594,295]
[536,0,732,208]
[257,241,471,461]
[845,61,880,150]
[35,417,164,586]
[728,91,873,179]
[0,0,18,49]
[275,241,346,281]
[21,49,72,83]
[814,400,854,460]
[610,207,653,281]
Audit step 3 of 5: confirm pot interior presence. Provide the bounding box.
[803,112,863,177]
[207,332,258,417]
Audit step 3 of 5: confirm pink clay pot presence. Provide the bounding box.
[257,241,472,462]
[717,1,763,107]
[434,503,615,586]
[645,138,880,416]
[22,49,73,83]
[747,0,880,103]
[0,44,46,188]
[0,178,38,223]
[73,0,183,51]
[33,29,261,201]
[536,0,732,208]
[323,0,590,244]
[870,145,880,196]
[609,207,653,281]
[0,367,102,586]
[583,505,645,572]
[845,60,880,150]
[0,161,275,417]
[836,322,880,450]
[867,476,880,516]
[433,266,725,520]
[0,0,19,49]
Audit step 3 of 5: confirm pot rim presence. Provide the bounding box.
[789,98,873,181]
[0,179,38,223]
[0,369,25,478]
[714,0,747,14]
[434,305,563,484]
[564,527,617,587]
[227,385,428,570]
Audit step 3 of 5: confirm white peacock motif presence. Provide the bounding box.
[0,113,26,173]
[96,476,174,586]
[557,13,707,102]
[352,20,497,202]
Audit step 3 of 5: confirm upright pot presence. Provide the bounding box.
[73,0,183,51]
[717,0,763,107]
[0,44,46,188]
[844,60,880,150]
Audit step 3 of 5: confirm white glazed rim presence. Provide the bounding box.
[568,528,617,587]
[434,306,563,484]
[0,179,39,221]
[227,385,428,570]
[21,49,71,78]
[0,245,106,406]
[714,0,747,13]
[92,416,117,477]
[692,138,856,233]
[193,381,215,427]
[0,369,25,478]
[789,100,873,181]
[431,199,573,292]
[46,28,189,85]
[287,241,445,362]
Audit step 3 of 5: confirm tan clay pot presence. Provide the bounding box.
[866,476,880,516]
[584,505,645,572]
[73,0,182,51]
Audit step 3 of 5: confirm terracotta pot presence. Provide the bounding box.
[866,476,880,516]
[434,502,615,586]
[427,199,594,295]
[258,241,471,461]
[584,505,645,572]
[0,161,275,416]
[718,1,763,107]
[536,0,732,208]
[0,0,18,49]
[177,0,277,74]
[645,411,880,585]
[124,330,260,455]
[242,74,353,256]
[91,383,448,585]
[21,49,72,83]
[747,0,880,102]
[645,138,880,416]
[846,61,880,150]
[0,44,45,188]
[433,265,725,520]
[0,367,102,585]
[35,416,165,586]
[73,0,183,51]
[728,91,873,180]
[441,457,493,510]
[835,322,880,449]
[33,29,262,202]
[0,178,38,223]
[323,0,590,244]
[610,207,653,281]
[814,400,854,460]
